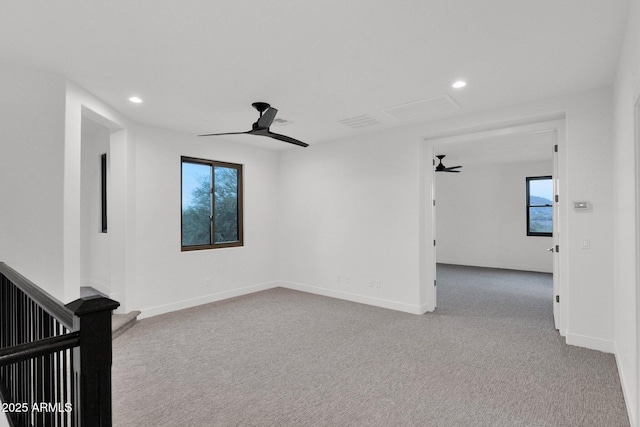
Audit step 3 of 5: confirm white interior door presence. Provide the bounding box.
[432,151,437,309]
[552,139,561,330]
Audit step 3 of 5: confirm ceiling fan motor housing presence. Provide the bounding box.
[251,102,270,115]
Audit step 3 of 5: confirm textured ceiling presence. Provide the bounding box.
[0,1,630,149]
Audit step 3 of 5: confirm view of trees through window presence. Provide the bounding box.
[213,166,239,243]
[527,176,553,236]
[181,158,242,249]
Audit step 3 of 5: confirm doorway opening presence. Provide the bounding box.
[425,119,565,335]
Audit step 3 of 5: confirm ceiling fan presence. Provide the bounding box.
[199,102,309,147]
[435,155,462,173]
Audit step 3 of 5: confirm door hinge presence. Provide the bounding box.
[433,159,435,166]
[434,279,437,287]
[554,144,558,152]
[555,195,559,203]
[433,240,436,246]
[556,295,560,303]
[433,199,436,206]
[556,244,559,252]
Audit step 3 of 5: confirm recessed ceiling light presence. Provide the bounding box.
[452,81,466,89]
[129,96,143,103]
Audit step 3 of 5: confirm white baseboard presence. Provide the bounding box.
[420,302,436,314]
[565,333,614,353]
[279,281,424,315]
[615,342,637,427]
[140,280,427,320]
[436,259,552,274]
[139,281,279,319]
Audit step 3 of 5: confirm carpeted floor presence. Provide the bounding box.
[112,264,629,426]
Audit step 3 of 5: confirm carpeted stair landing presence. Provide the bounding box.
[112,311,141,339]
[80,286,140,339]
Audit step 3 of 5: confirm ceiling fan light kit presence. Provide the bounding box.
[199,102,309,147]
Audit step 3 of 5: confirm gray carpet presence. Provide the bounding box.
[112,264,629,426]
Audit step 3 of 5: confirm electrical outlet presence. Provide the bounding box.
[345,276,351,285]
[369,280,374,287]
[375,280,381,288]
[337,275,342,283]
[205,277,211,288]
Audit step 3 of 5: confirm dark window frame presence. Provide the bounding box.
[181,156,244,251]
[526,175,553,237]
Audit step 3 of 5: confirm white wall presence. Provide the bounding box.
[278,129,425,313]
[0,60,67,300]
[132,126,281,317]
[65,82,133,309]
[80,119,111,294]
[436,160,553,273]
[613,0,640,424]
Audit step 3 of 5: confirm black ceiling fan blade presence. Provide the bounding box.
[266,131,309,148]
[199,103,307,147]
[446,169,461,173]
[445,165,462,170]
[256,107,278,129]
[198,131,250,137]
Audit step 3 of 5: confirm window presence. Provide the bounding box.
[181,156,243,250]
[526,176,553,237]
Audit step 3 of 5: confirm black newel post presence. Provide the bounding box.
[66,296,120,427]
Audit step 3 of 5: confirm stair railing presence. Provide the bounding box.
[0,262,119,426]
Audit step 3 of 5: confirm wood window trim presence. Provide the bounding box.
[180,156,244,251]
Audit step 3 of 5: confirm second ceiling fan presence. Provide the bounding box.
[435,155,462,173]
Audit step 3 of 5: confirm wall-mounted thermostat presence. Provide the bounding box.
[574,201,590,210]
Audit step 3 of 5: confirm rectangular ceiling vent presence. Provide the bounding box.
[338,115,381,129]
[385,95,460,121]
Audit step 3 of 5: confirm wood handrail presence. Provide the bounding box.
[0,262,74,329]
[0,332,80,366]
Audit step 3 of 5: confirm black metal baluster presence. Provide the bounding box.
[9,282,15,400]
[18,292,25,423]
[62,340,68,427]
[43,312,49,426]
[45,319,53,427]
[35,308,43,427]
[55,322,60,427]
[28,299,34,427]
